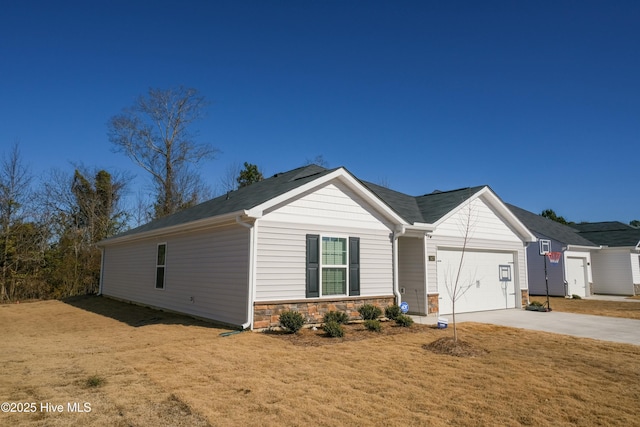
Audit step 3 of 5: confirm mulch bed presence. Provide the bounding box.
[422,337,489,357]
[263,321,431,347]
[264,321,489,357]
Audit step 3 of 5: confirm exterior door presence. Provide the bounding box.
[566,257,588,297]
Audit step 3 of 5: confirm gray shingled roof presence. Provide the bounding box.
[361,181,425,224]
[572,222,640,247]
[102,164,336,241]
[102,164,496,243]
[571,221,633,232]
[415,186,486,224]
[506,203,598,247]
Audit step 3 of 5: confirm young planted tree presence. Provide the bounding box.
[108,86,219,218]
[442,195,479,342]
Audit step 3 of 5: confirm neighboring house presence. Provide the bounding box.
[572,222,640,295]
[98,165,535,329]
[506,204,599,298]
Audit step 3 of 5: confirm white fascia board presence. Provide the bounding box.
[479,188,537,242]
[247,167,409,226]
[405,222,435,235]
[98,210,250,246]
[567,244,602,251]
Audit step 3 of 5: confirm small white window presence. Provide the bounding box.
[156,243,166,289]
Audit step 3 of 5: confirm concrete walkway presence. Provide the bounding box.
[411,309,640,346]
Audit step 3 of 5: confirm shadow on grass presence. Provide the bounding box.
[62,294,231,330]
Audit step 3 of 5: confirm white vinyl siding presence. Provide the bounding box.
[256,198,394,307]
[102,223,250,326]
[398,237,427,315]
[434,198,522,242]
[256,221,392,301]
[255,182,395,302]
[591,249,635,295]
[262,182,392,231]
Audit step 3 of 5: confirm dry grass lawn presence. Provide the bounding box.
[1,296,639,426]
[530,296,640,320]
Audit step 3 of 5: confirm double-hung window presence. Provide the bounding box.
[322,237,348,295]
[156,243,166,289]
[306,234,359,298]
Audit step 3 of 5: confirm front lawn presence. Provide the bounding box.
[1,297,638,426]
[529,296,640,319]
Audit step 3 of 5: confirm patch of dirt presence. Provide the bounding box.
[264,321,430,346]
[423,336,489,357]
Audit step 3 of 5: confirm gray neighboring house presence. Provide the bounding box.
[98,165,535,329]
[572,222,640,295]
[506,204,599,298]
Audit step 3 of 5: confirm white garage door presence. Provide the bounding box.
[566,257,588,298]
[437,249,517,314]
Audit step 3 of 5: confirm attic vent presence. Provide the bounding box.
[291,171,322,182]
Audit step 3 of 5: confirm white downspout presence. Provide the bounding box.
[236,216,255,330]
[393,226,406,305]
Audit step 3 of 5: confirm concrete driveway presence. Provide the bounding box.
[412,309,640,346]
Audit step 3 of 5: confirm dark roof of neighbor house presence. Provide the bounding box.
[415,186,486,224]
[104,164,337,241]
[102,164,492,243]
[572,222,640,247]
[571,221,633,232]
[506,203,598,247]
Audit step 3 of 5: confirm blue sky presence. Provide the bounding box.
[1,0,638,223]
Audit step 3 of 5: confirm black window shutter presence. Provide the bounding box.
[349,237,360,296]
[306,234,319,298]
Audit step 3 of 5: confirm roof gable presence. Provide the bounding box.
[415,186,486,224]
[101,165,415,245]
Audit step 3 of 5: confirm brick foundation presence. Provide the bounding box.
[521,289,529,308]
[427,294,439,314]
[253,296,395,329]
[634,284,640,295]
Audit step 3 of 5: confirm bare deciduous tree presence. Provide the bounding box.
[442,194,479,342]
[305,154,329,167]
[0,143,33,301]
[108,86,219,219]
[39,167,129,296]
[218,161,242,193]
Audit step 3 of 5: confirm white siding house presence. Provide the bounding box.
[101,222,251,327]
[99,165,537,329]
[394,187,535,316]
[573,222,640,296]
